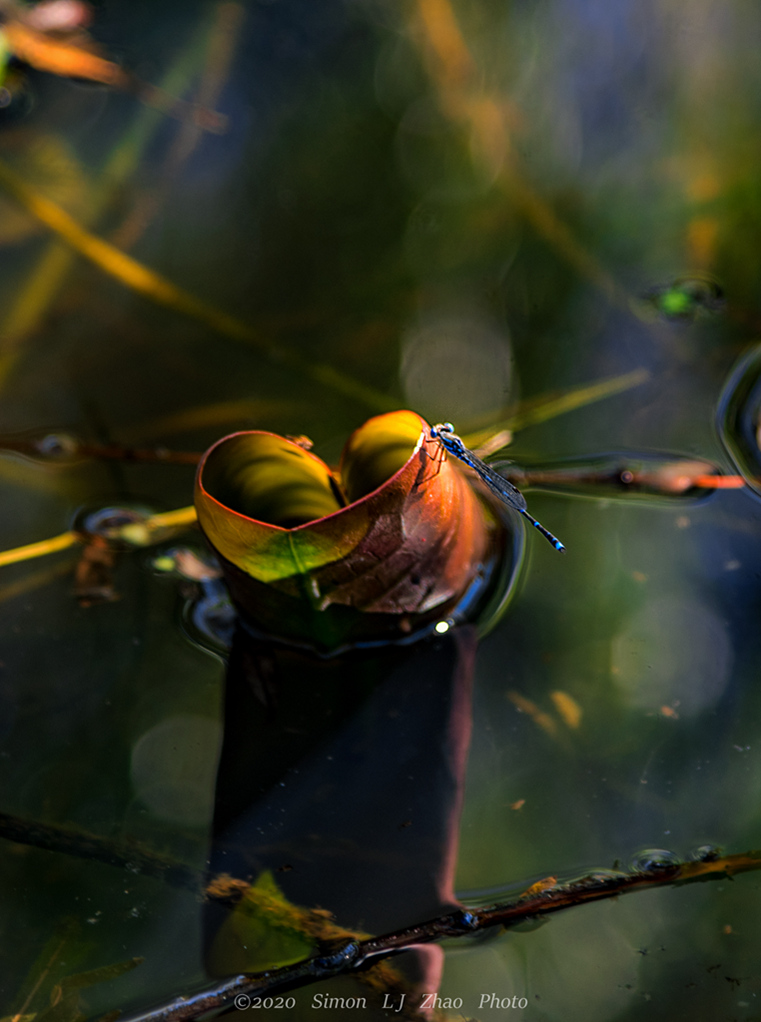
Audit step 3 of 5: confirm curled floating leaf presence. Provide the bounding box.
[195,411,517,651]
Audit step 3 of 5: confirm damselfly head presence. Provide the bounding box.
[430,422,455,439]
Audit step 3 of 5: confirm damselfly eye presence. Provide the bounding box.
[430,422,454,439]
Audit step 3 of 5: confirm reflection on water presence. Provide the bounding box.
[400,306,515,424]
[130,714,222,827]
[611,595,733,715]
[1,0,761,1018]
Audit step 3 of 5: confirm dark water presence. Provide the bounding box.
[2,1,761,1019]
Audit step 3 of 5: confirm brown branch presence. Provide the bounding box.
[110,849,761,1022]
[0,811,203,893]
[0,434,202,465]
[2,811,757,1022]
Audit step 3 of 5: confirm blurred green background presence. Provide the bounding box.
[1,0,761,1019]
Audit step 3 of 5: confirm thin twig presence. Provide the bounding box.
[75,443,202,465]
[0,435,202,465]
[0,811,204,893]
[694,474,746,488]
[498,460,743,498]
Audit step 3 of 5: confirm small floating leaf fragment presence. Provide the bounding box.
[550,690,582,729]
[2,17,124,86]
[77,505,197,546]
[74,535,119,607]
[0,2,226,129]
[172,548,221,582]
[151,547,221,581]
[521,876,558,899]
[285,434,314,451]
[507,691,558,737]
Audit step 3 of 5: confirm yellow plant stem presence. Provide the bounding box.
[145,506,198,530]
[0,506,199,570]
[464,367,650,451]
[506,367,651,431]
[0,530,79,568]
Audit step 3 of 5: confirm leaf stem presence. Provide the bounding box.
[0,530,79,568]
[0,506,198,569]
